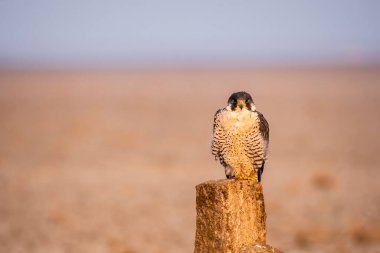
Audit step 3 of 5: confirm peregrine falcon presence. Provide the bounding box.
[211,91,269,182]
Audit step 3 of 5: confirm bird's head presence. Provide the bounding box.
[227,91,256,112]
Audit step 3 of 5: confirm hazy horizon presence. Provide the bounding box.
[1,1,380,67]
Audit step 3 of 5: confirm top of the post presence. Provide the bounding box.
[196,179,263,191]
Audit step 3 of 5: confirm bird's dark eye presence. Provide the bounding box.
[246,99,251,103]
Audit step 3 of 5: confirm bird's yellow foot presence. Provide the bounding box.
[234,175,258,182]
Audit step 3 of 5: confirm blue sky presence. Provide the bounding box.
[0,1,380,66]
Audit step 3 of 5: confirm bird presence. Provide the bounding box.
[211,91,269,182]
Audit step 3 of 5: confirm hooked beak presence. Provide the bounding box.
[239,103,243,109]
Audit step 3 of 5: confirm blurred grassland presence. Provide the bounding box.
[0,67,380,253]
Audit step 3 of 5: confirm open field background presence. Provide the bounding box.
[0,68,380,253]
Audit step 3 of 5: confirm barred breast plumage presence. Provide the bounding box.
[211,91,269,182]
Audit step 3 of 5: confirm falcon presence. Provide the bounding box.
[211,91,269,182]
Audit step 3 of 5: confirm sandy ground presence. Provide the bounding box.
[0,67,379,253]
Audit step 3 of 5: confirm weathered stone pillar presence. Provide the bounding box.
[194,179,282,253]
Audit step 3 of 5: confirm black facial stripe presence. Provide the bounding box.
[230,101,237,111]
